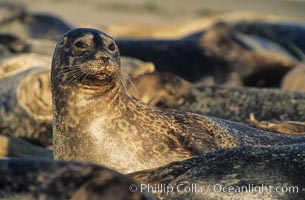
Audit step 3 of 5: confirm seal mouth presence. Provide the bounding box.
[81,73,112,86]
[76,59,117,85]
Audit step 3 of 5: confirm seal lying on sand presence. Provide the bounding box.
[130,144,305,199]
[0,67,52,145]
[128,72,305,124]
[116,22,297,87]
[52,28,305,173]
[127,72,192,108]
[0,158,155,200]
[0,2,73,41]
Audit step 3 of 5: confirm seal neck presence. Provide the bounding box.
[53,78,127,114]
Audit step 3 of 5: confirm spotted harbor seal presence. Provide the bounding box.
[127,72,192,108]
[0,67,52,145]
[0,158,155,200]
[130,144,305,199]
[128,72,305,124]
[52,28,305,174]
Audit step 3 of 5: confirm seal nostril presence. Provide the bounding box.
[101,56,110,65]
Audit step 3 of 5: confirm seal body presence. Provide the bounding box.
[0,158,155,200]
[233,21,305,57]
[52,28,305,174]
[131,144,305,199]
[116,22,297,87]
[182,84,305,124]
[128,72,305,124]
[0,67,52,145]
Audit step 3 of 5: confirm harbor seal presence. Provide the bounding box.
[127,72,192,108]
[232,21,305,57]
[0,158,155,200]
[128,72,305,124]
[0,67,52,146]
[116,22,297,87]
[52,28,305,173]
[130,144,305,199]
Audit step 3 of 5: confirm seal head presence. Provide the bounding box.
[52,28,120,90]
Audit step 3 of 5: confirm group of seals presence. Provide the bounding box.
[116,22,298,87]
[51,28,305,174]
[0,53,155,146]
[128,72,305,125]
[1,8,305,199]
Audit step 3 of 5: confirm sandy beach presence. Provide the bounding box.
[17,0,305,28]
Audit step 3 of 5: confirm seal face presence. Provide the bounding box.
[52,28,305,174]
[52,28,120,89]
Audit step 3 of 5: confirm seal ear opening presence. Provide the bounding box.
[58,36,68,48]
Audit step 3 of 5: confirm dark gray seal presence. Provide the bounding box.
[0,135,52,158]
[51,28,305,174]
[232,21,305,57]
[131,144,305,199]
[0,158,155,200]
[0,3,73,41]
[116,22,298,87]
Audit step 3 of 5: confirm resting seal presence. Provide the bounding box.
[116,22,298,87]
[0,158,155,200]
[131,144,305,199]
[128,72,305,124]
[52,28,305,173]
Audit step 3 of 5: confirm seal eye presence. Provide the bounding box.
[75,41,88,48]
[108,43,116,51]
